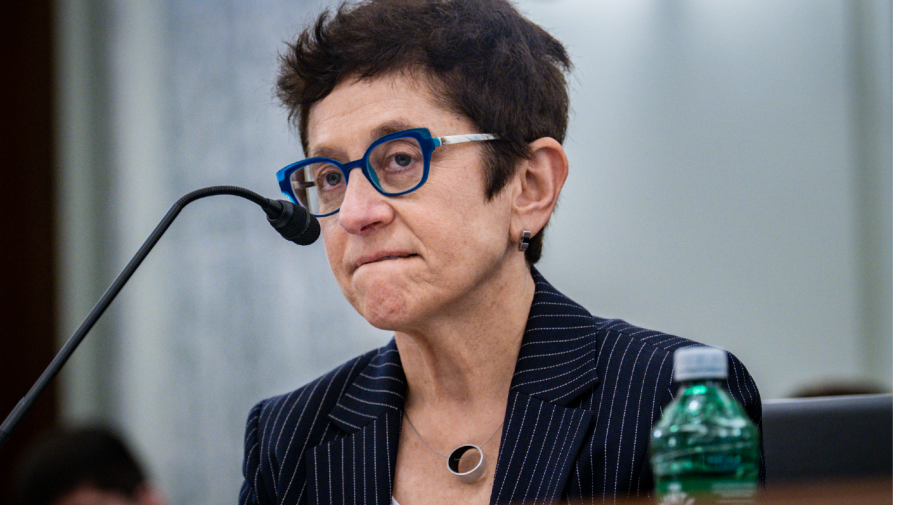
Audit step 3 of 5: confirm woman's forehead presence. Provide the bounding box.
[305,74,473,155]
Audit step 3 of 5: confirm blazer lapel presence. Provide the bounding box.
[307,269,601,505]
[490,269,601,504]
[307,343,406,505]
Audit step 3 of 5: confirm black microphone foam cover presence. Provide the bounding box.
[266,200,320,245]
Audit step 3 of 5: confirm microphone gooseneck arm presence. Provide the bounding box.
[0,186,319,449]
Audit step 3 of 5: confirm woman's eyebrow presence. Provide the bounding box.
[308,119,419,159]
[307,145,345,160]
[371,119,416,141]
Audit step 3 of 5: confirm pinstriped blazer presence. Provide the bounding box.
[240,269,764,505]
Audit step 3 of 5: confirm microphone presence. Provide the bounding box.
[263,198,320,246]
[0,186,319,449]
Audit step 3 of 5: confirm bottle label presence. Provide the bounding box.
[656,478,757,504]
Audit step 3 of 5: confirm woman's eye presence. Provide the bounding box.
[393,153,412,167]
[325,172,342,185]
[317,169,344,189]
[383,151,418,170]
[369,139,422,173]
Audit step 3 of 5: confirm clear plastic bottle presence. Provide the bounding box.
[651,346,759,504]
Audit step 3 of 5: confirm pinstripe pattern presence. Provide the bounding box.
[240,269,765,504]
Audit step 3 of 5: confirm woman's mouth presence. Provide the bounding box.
[355,252,417,268]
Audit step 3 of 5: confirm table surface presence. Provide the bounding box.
[566,477,893,505]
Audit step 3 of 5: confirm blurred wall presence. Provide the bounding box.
[54,0,891,503]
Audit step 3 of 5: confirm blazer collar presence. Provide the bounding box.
[490,269,599,503]
[329,342,407,433]
[314,269,600,505]
[509,268,600,405]
[329,268,598,433]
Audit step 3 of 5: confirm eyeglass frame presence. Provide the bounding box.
[276,127,498,217]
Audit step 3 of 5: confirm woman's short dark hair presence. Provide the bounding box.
[276,0,572,264]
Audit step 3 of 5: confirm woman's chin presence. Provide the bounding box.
[351,274,417,331]
[359,294,414,331]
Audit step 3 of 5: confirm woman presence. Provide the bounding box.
[241,1,763,504]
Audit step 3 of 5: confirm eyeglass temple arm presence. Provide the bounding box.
[435,133,498,146]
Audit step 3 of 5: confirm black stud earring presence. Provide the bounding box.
[518,230,531,252]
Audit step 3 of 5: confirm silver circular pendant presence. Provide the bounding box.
[447,444,486,483]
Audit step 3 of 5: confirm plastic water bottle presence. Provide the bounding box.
[650,346,759,504]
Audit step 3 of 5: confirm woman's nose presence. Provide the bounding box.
[338,168,394,235]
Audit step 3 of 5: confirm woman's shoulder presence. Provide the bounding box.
[251,346,382,424]
[529,269,761,414]
[522,272,766,493]
[591,317,698,355]
[241,345,390,504]
[582,317,762,428]
[591,318,758,392]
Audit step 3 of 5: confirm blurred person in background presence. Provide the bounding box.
[15,426,167,505]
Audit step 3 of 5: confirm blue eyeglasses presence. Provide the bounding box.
[276,128,497,217]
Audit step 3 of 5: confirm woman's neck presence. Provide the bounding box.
[394,259,535,414]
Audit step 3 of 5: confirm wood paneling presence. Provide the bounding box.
[0,1,58,503]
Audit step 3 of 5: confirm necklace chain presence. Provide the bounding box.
[404,413,502,460]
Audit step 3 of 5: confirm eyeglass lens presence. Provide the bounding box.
[289,136,427,215]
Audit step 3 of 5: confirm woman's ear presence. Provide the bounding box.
[511,137,569,236]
